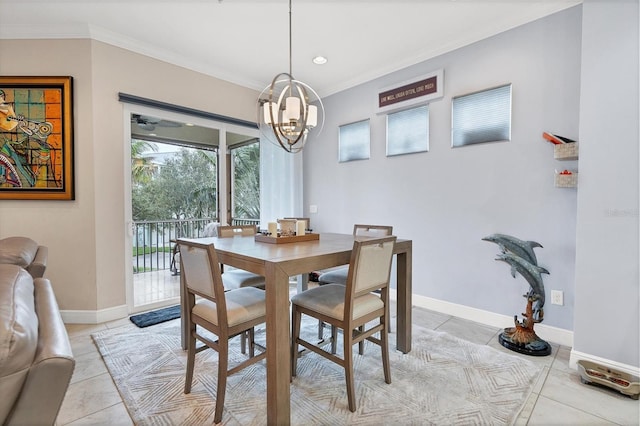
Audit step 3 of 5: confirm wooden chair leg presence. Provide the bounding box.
[214,339,229,424]
[184,331,196,393]
[381,318,391,384]
[241,331,247,354]
[291,307,301,377]
[317,319,324,339]
[248,328,255,358]
[331,325,338,354]
[344,331,356,412]
[358,325,365,355]
[387,302,391,334]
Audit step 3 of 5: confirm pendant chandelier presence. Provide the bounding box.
[257,0,324,154]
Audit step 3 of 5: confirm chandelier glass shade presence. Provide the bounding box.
[257,1,324,154]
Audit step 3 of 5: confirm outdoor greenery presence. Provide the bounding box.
[232,143,260,219]
[131,139,260,222]
[132,246,172,256]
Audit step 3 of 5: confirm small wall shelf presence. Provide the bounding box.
[554,143,579,160]
[555,171,578,188]
[551,142,578,187]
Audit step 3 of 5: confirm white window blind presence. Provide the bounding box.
[386,104,429,156]
[451,84,512,148]
[339,119,370,162]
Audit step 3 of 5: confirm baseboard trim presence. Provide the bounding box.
[569,350,640,378]
[61,304,129,324]
[390,290,574,348]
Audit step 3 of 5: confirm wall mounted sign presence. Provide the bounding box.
[377,69,443,114]
[0,76,74,200]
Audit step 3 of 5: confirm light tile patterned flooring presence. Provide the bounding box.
[132,269,181,311]
[58,276,640,425]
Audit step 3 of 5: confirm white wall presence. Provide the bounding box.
[304,7,583,333]
[0,39,99,310]
[0,39,259,315]
[573,0,639,368]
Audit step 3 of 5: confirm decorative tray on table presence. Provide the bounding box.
[255,233,319,244]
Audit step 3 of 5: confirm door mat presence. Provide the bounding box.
[129,305,181,328]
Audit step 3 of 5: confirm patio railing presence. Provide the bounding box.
[132,217,260,273]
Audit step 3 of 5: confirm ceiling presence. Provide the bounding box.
[0,1,581,98]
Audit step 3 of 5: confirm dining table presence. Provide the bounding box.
[178,232,412,425]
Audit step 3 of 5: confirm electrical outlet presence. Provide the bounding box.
[551,290,564,306]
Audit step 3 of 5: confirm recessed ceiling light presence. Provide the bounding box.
[312,56,328,65]
[185,123,195,127]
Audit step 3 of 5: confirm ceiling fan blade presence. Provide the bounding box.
[157,120,182,127]
[137,123,156,131]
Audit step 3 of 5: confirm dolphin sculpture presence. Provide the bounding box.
[495,252,549,322]
[483,233,543,266]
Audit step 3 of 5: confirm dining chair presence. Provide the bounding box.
[291,235,396,412]
[179,239,267,424]
[216,224,266,290]
[316,224,393,339]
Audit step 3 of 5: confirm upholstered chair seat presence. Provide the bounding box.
[216,225,266,290]
[192,286,265,327]
[292,283,384,321]
[221,269,266,290]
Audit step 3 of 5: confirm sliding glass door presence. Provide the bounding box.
[123,105,260,313]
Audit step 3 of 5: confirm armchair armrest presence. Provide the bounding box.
[26,246,48,278]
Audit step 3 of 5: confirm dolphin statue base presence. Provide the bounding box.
[498,296,551,356]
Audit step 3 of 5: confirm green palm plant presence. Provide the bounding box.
[131,139,158,185]
[232,143,260,219]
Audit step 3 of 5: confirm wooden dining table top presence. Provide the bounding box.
[180,232,409,272]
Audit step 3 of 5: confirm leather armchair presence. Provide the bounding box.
[0,236,48,278]
[0,264,75,425]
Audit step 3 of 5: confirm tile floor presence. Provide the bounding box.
[132,269,180,311]
[58,280,640,425]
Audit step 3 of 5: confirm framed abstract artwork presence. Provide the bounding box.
[0,76,74,200]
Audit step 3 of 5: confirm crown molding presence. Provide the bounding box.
[0,22,89,39]
[0,22,264,93]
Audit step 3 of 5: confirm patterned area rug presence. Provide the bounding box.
[92,318,541,425]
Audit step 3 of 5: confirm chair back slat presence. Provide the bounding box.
[349,236,396,296]
[217,224,258,237]
[353,224,393,238]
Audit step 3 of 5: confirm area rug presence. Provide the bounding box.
[129,305,181,328]
[92,318,541,425]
